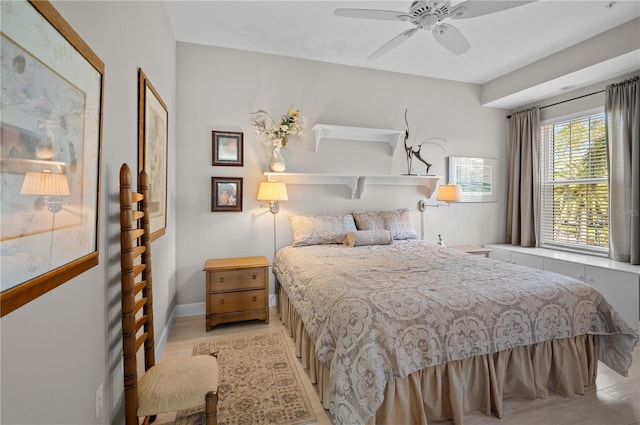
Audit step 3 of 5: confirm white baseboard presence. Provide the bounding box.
[176,302,206,317]
[155,308,177,359]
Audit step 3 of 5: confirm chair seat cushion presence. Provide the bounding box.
[137,355,219,416]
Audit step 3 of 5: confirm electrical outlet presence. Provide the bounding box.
[95,382,104,419]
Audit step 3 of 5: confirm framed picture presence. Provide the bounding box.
[211,177,243,212]
[0,0,104,317]
[448,157,498,202]
[212,131,243,166]
[138,68,168,241]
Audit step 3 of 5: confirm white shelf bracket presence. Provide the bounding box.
[355,176,367,199]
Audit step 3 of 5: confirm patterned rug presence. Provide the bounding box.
[175,331,317,425]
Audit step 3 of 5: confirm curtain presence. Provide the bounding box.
[606,76,640,265]
[506,107,540,247]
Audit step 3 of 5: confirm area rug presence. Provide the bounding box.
[175,331,317,425]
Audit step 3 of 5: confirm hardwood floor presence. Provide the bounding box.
[156,308,639,425]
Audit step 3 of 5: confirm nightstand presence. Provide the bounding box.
[203,256,270,331]
[450,245,492,258]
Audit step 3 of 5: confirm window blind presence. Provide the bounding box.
[539,113,608,253]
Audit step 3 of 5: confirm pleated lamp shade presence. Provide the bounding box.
[20,171,70,196]
[435,184,463,203]
[257,181,288,201]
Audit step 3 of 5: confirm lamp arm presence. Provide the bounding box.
[260,200,280,214]
[418,199,452,210]
[46,196,71,213]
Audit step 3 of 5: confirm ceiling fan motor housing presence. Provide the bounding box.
[409,1,451,26]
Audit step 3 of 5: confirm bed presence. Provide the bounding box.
[273,210,639,425]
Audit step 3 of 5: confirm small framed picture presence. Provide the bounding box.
[211,177,243,212]
[212,131,243,166]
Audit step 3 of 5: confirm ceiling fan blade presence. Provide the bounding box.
[368,27,419,60]
[334,8,412,22]
[447,1,535,20]
[432,24,470,55]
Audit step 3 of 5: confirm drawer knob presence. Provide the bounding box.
[252,274,257,280]
[219,277,224,283]
[219,300,225,305]
[252,296,257,302]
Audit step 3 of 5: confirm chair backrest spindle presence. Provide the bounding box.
[119,163,156,424]
[138,168,155,372]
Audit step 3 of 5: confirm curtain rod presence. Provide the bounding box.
[506,89,605,119]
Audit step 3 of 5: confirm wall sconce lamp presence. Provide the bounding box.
[20,170,71,212]
[418,184,463,211]
[257,181,289,259]
[257,181,288,214]
[20,169,71,268]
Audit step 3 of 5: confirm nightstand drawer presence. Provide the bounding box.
[208,267,266,292]
[210,289,266,314]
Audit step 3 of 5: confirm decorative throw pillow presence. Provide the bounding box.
[352,208,417,240]
[344,230,392,247]
[288,213,357,246]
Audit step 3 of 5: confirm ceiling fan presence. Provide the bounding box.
[334,1,535,58]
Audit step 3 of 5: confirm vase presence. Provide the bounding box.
[269,146,287,172]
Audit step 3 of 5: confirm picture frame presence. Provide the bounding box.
[211,177,243,212]
[0,0,104,317]
[212,131,243,166]
[448,157,498,202]
[138,68,168,241]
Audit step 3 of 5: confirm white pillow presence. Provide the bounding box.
[352,208,417,240]
[288,213,357,246]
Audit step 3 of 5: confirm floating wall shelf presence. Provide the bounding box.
[264,172,440,199]
[312,124,404,156]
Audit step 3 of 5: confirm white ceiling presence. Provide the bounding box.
[164,0,640,109]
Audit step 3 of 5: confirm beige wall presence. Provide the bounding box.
[174,43,509,308]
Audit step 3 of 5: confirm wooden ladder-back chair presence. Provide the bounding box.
[119,163,218,425]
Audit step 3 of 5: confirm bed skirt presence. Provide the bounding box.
[278,286,598,425]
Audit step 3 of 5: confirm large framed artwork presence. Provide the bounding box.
[138,68,167,241]
[448,157,498,202]
[0,0,104,316]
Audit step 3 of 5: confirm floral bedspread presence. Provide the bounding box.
[273,240,638,425]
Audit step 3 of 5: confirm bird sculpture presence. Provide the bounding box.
[403,109,446,175]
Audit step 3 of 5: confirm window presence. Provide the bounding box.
[540,112,608,254]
